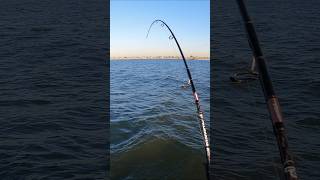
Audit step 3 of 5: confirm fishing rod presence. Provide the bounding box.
[146,19,211,179]
[235,0,298,179]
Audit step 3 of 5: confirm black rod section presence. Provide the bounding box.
[236,0,298,179]
[147,19,211,180]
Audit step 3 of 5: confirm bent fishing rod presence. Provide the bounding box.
[235,0,298,179]
[147,19,211,179]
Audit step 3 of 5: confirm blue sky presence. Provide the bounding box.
[111,0,210,58]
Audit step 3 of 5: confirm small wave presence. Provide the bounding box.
[111,137,207,180]
[30,27,53,33]
[0,99,52,107]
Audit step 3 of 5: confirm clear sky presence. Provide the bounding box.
[110,0,210,58]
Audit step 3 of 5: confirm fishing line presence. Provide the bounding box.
[146,19,211,180]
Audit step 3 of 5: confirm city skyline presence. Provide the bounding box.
[110,55,210,60]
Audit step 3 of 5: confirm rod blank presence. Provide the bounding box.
[235,0,298,179]
[147,19,211,179]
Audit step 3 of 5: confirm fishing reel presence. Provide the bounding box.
[230,57,259,83]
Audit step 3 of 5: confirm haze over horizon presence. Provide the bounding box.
[111,0,209,58]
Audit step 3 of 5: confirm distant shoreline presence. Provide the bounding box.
[110,58,210,61]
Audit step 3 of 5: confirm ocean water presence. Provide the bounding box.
[110,60,210,179]
[212,0,320,179]
[0,0,108,179]
[1,0,319,179]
